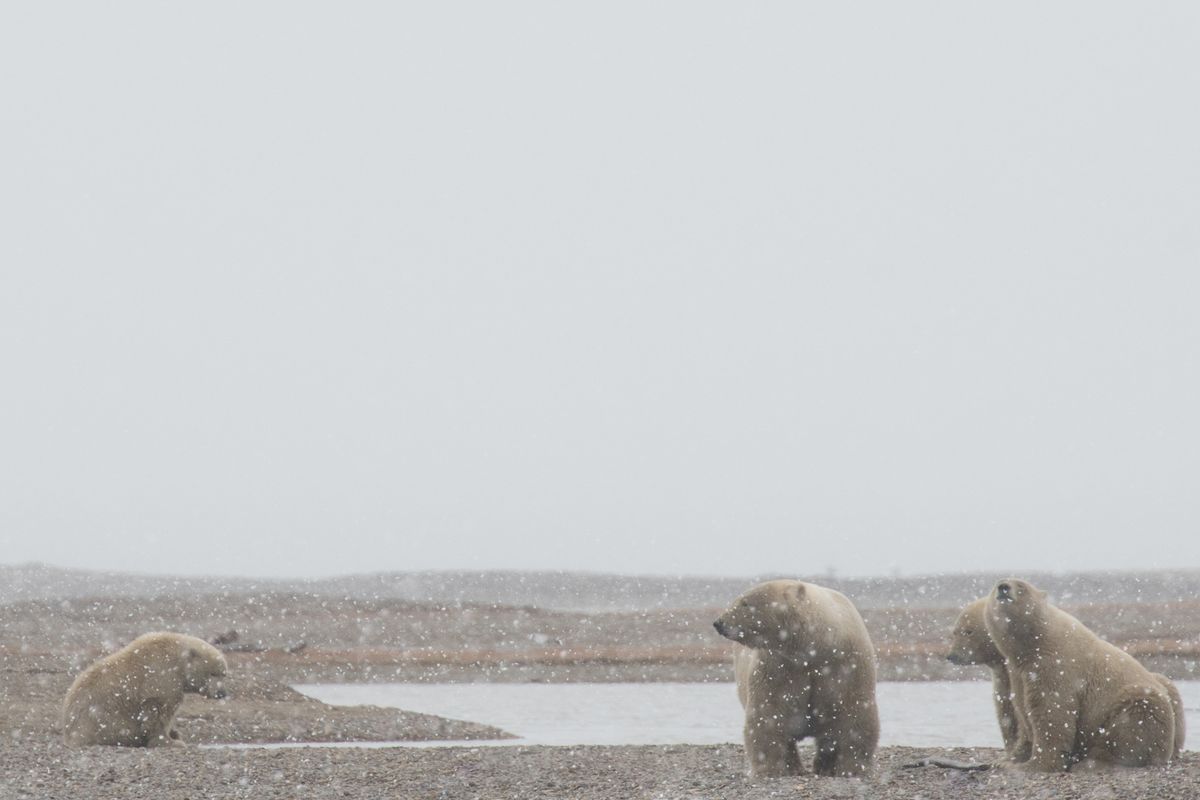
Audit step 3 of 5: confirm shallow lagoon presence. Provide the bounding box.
[294,680,1200,749]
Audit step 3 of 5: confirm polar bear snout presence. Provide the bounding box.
[713,619,742,641]
[995,582,1014,602]
[199,677,228,700]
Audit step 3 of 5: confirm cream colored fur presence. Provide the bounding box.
[984,579,1176,772]
[946,597,1032,760]
[1152,672,1186,759]
[715,580,879,777]
[62,632,227,747]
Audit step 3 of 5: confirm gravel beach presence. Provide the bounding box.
[2,566,1198,798]
[3,742,1198,800]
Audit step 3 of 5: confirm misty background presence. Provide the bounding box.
[1,3,1197,580]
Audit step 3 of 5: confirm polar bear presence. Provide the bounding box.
[984,579,1176,771]
[714,580,879,777]
[62,632,228,747]
[946,596,1031,760]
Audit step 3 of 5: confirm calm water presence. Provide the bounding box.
[294,680,1200,749]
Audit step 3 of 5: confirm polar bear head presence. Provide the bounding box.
[713,580,810,652]
[946,597,1003,666]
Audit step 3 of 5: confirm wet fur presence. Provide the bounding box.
[62,632,227,747]
[946,597,1032,761]
[715,580,879,777]
[984,579,1177,772]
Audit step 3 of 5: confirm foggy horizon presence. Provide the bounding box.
[3,3,1198,581]
[8,558,1200,584]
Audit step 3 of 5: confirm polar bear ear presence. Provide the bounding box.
[788,583,806,603]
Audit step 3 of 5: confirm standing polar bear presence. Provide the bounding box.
[984,578,1179,771]
[62,632,228,747]
[946,597,1032,761]
[714,580,879,777]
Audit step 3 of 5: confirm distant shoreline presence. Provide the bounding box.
[5,561,1200,611]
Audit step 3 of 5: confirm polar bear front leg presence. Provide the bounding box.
[1020,684,1078,772]
[743,717,802,777]
[995,666,1032,762]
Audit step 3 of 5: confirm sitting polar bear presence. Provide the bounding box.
[946,596,1032,761]
[984,578,1178,771]
[62,632,228,747]
[714,580,879,777]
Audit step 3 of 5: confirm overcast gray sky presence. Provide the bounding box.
[2,3,1198,579]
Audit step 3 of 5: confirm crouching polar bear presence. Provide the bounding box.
[714,580,879,777]
[62,632,228,747]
